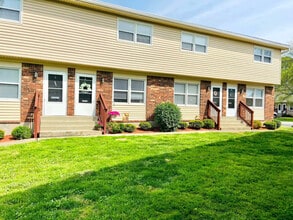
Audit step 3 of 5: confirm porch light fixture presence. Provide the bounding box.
[240,88,244,94]
[100,77,104,84]
[206,85,211,92]
[33,72,38,79]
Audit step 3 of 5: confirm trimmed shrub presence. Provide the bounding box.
[189,120,204,130]
[203,119,215,129]
[119,123,125,131]
[124,124,136,133]
[0,129,4,139]
[178,122,188,129]
[154,102,181,132]
[139,122,152,131]
[11,126,32,140]
[273,119,281,128]
[253,120,262,129]
[107,122,122,134]
[264,121,277,130]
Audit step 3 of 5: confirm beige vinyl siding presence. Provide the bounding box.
[0,0,281,85]
[251,108,264,120]
[0,101,20,121]
[179,106,200,121]
[112,105,146,121]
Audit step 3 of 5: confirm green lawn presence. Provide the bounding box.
[277,117,293,122]
[0,130,292,219]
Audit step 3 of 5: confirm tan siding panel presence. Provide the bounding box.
[252,108,264,120]
[179,106,200,121]
[0,101,20,121]
[112,105,146,121]
[0,0,281,85]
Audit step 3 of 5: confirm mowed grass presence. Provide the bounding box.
[0,130,292,219]
[277,117,293,122]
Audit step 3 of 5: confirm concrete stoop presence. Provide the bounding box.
[40,116,102,137]
[220,117,251,131]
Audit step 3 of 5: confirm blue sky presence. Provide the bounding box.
[97,0,293,45]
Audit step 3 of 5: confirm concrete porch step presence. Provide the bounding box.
[40,130,102,138]
[220,117,251,131]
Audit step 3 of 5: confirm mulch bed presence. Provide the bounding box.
[0,135,14,143]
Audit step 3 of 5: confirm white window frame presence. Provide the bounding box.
[174,82,199,106]
[113,77,146,105]
[0,67,21,101]
[117,18,153,45]
[0,0,22,23]
[181,32,208,54]
[254,47,272,64]
[246,88,264,108]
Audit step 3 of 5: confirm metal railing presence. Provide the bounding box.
[207,100,221,130]
[238,101,254,129]
[33,91,41,138]
[97,94,109,134]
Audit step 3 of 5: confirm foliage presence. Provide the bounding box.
[139,122,152,131]
[123,124,136,133]
[0,131,292,219]
[0,129,4,139]
[276,117,293,122]
[273,119,282,128]
[178,121,188,129]
[275,57,293,104]
[11,126,32,139]
[94,123,102,131]
[154,102,181,132]
[203,119,215,129]
[107,122,122,134]
[253,120,262,129]
[264,121,277,130]
[189,120,204,130]
[119,123,125,131]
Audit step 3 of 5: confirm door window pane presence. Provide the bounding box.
[49,75,63,89]
[79,77,92,104]
[48,89,62,102]
[48,74,63,102]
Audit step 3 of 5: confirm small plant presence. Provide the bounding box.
[0,129,4,139]
[107,122,122,134]
[11,126,32,140]
[119,123,125,131]
[154,102,181,132]
[273,119,281,128]
[139,122,152,131]
[203,119,215,129]
[253,120,262,129]
[124,124,136,133]
[178,122,188,129]
[94,122,102,130]
[189,120,204,130]
[264,121,277,130]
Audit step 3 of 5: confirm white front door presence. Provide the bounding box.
[43,72,67,116]
[211,86,222,109]
[226,87,237,116]
[74,73,96,116]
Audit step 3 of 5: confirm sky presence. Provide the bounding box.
[97,0,293,45]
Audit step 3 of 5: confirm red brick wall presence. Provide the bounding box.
[21,63,43,122]
[96,71,113,115]
[222,82,227,117]
[237,84,246,105]
[67,68,75,116]
[200,80,211,119]
[265,86,274,120]
[146,76,174,120]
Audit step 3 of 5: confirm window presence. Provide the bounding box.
[118,19,152,44]
[0,0,21,21]
[181,33,208,53]
[0,68,20,99]
[254,47,272,63]
[246,88,264,107]
[174,83,199,105]
[114,78,145,104]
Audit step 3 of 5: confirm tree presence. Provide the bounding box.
[275,56,293,104]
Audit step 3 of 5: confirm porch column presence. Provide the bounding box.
[264,86,274,120]
[96,71,113,116]
[67,68,75,116]
[222,82,227,117]
[200,80,211,119]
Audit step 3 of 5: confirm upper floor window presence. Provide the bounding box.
[246,88,264,107]
[0,68,20,99]
[181,32,208,53]
[118,19,152,44]
[174,83,199,105]
[254,47,272,63]
[114,78,145,104]
[0,0,21,22]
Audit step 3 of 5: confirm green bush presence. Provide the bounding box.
[178,122,188,129]
[94,123,102,130]
[154,102,181,132]
[124,124,136,133]
[273,119,281,128]
[107,122,122,134]
[11,126,32,140]
[253,120,262,129]
[264,121,277,130]
[189,120,204,130]
[0,129,4,139]
[119,123,125,131]
[203,119,215,129]
[139,122,152,131]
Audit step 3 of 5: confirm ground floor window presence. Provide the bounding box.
[174,82,199,105]
[246,88,264,107]
[0,68,20,99]
[114,78,145,104]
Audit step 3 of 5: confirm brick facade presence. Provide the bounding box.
[21,63,43,122]
[146,76,174,120]
[265,86,274,120]
[67,68,75,116]
[96,71,113,115]
[200,80,211,119]
[222,82,227,116]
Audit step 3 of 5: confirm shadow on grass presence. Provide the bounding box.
[0,131,292,219]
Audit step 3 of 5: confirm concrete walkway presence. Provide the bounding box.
[281,122,293,127]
